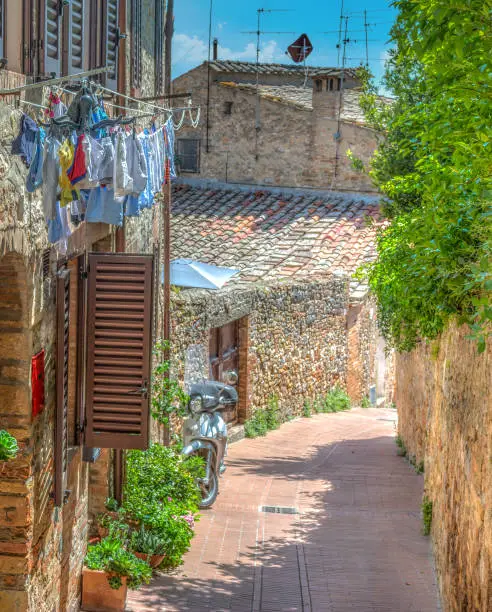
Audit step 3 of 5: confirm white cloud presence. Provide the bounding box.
[217,22,227,31]
[172,33,284,69]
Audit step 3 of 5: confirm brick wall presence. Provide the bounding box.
[395,323,491,611]
[0,252,32,612]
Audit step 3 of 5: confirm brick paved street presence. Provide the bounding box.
[128,408,440,612]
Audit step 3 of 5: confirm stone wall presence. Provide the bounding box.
[395,323,491,611]
[170,277,356,423]
[248,281,349,419]
[173,65,377,192]
[346,300,378,404]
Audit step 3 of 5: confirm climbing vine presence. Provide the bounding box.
[355,0,491,352]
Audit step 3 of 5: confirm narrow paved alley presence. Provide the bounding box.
[128,408,440,612]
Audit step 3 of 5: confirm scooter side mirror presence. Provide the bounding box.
[223,370,238,386]
[188,394,203,415]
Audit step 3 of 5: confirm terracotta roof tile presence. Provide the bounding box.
[170,183,383,296]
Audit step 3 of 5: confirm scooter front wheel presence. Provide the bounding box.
[199,470,218,508]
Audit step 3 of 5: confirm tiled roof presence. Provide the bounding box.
[171,183,383,296]
[219,82,368,124]
[208,60,358,80]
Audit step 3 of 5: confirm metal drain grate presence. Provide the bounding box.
[259,505,299,515]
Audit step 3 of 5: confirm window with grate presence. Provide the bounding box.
[44,0,62,75]
[54,268,70,506]
[105,0,119,89]
[177,139,201,173]
[224,101,233,115]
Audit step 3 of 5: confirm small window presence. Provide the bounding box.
[224,101,233,115]
[328,78,334,91]
[337,78,341,91]
[315,79,323,92]
[177,139,201,173]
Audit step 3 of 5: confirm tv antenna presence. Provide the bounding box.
[364,9,369,67]
[242,7,294,159]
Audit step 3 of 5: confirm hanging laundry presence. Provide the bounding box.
[124,195,141,217]
[138,131,154,209]
[113,131,133,197]
[67,134,87,185]
[58,139,80,207]
[76,135,104,189]
[126,134,147,195]
[96,136,115,184]
[44,92,67,119]
[47,201,71,251]
[26,127,46,193]
[85,186,124,226]
[165,119,177,180]
[12,113,39,167]
[42,136,62,221]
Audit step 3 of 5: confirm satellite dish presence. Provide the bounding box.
[286,34,313,63]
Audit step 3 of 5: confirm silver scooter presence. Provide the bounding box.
[181,379,238,508]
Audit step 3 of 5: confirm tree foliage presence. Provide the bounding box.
[357,0,491,351]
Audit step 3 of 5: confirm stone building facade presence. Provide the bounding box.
[172,60,380,192]
[0,2,170,610]
[147,180,387,431]
[395,324,491,612]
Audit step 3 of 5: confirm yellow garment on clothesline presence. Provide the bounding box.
[58,139,80,207]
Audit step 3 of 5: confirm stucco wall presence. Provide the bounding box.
[395,323,491,611]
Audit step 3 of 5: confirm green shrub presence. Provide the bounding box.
[302,399,312,418]
[85,536,152,590]
[244,409,268,438]
[122,444,202,568]
[360,396,371,409]
[321,386,351,413]
[0,430,18,461]
[422,496,433,536]
[266,394,281,430]
[151,341,189,426]
[130,526,167,556]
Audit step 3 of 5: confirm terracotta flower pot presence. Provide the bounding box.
[81,568,127,612]
[134,551,165,568]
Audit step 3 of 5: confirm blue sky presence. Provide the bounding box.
[173,0,397,89]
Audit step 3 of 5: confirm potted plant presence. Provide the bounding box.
[83,536,152,612]
[0,430,18,462]
[96,506,130,540]
[130,526,167,568]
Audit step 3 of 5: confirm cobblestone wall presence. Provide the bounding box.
[170,278,352,423]
[395,323,491,611]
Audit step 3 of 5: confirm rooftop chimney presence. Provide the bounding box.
[213,38,218,61]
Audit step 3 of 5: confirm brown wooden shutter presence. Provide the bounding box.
[69,0,84,72]
[105,0,119,90]
[130,0,142,88]
[154,0,164,94]
[85,253,154,450]
[44,0,62,75]
[54,268,70,506]
[0,0,4,59]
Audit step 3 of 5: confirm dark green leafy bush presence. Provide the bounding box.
[122,444,202,568]
[85,536,152,590]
